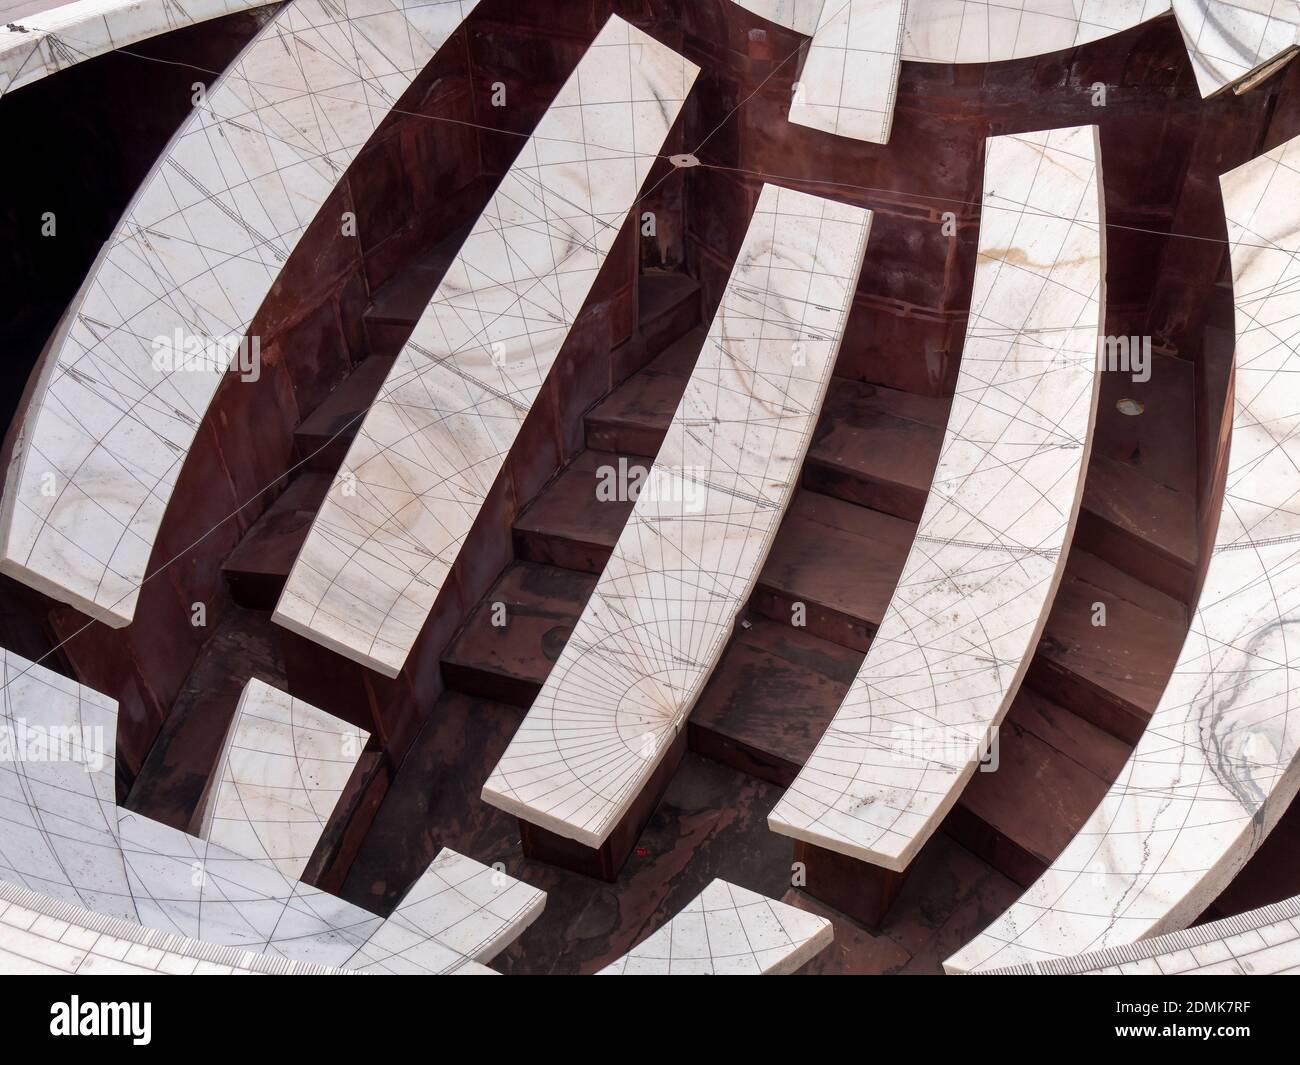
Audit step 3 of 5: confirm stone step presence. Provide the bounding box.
[292,354,396,471]
[513,449,650,574]
[440,561,595,707]
[687,611,861,787]
[220,471,333,610]
[942,688,1130,887]
[1027,549,1189,745]
[803,377,949,523]
[584,325,706,454]
[752,490,915,653]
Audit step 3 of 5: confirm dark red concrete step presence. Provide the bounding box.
[293,354,396,470]
[585,325,706,454]
[1080,349,1199,602]
[441,561,595,706]
[688,612,862,787]
[1027,549,1188,745]
[803,378,949,522]
[637,270,702,359]
[362,221,475,359]
[513,449,651,573]
[124,606,288,832]
[220,471,333,610]
[753,489,915,653]
[941,688,1130,887]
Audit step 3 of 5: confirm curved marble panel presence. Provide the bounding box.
[273,15,700,677]
[0,0,270,98]
[769,125,1104,871]
[0,647,542,972]
[481,184,871,849]
[343,848,546,974]
[200,678,370,879]
[739,0,1297,101]
[0,0,479,627]
[0,878,351,974]
[946,132,1300,974]
[986,894,1300,974]
[597,880,833,974]
[901,0,1171,64]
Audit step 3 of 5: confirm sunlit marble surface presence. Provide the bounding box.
[986,894,1300,974]
[946,133,1300,974]
[200,679,369,879]
[770,125,1103,871]
[482,185,871,848]
[274,16,700,677]
[0,879,352,974]
[0,0,478,627]
[0,648,542,972]
[598,880,832,974]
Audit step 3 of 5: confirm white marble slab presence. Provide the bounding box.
[901,0,1172,63]
[0,648,132,917]
[0,0,479,627]
[787,0,908,145]
[0,648,542,972]
[273,16,700,677]
[344,848,545,974]
[597,879,833,974]
[0,0,268,98]
[945,133,1300,974]
[1171,0,1300,96]
[115,809,384,965]
[200,679,369,880]
[0,878,353,974]
[985,893,1300,974]
[731,0,828,34]
[770,126,1103,871]
[481,185,872,849]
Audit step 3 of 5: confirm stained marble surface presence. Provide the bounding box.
[0,0,478,627]
[200,679,369,879]
[597,879,833,974]
[0,647,543,972]
[274,16,700,677]
[1171,0,1300,95]
[769,125,1103,871]
[987,893,1300,975]
[946,133,1300,973]
[481,184,871,848]
[0,0,269,98]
